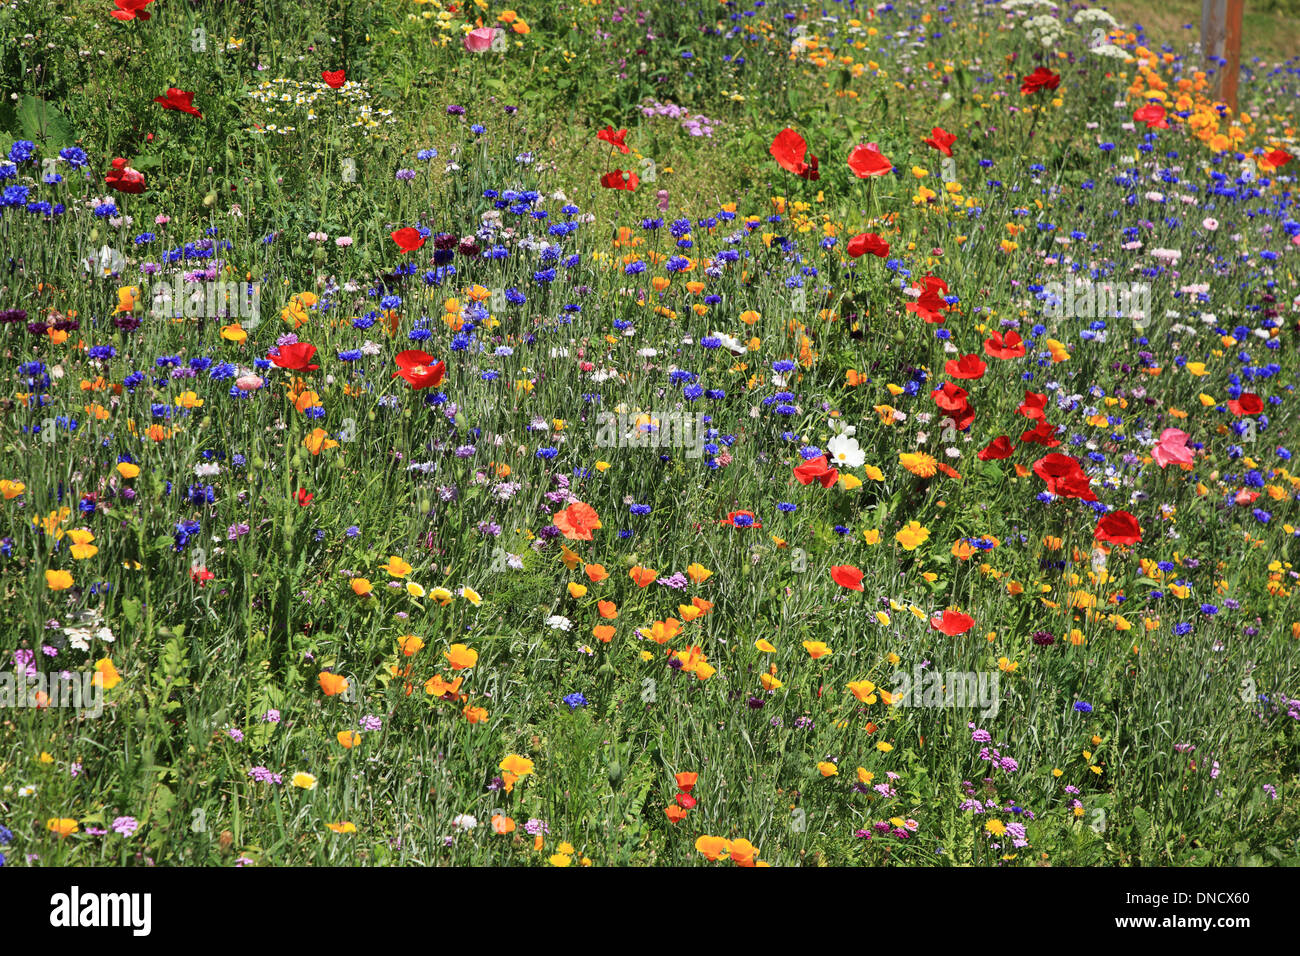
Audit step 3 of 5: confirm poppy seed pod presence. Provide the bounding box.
[607,761,623,790]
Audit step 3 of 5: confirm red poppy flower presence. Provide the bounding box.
[675,772,698,792]
[846,142,892,178]
[793,455,839,488]
[1020,67,1061,95]
[1016,390,1048,420]
[930,609,975,636]
[770,127,819,180]
[154,88,202,117]
[984,329,1027,359]
[391,227,426,253]
[923,126,956,156]
[552,501,602,541]
[321,70,346,89]
[830,565,864,591]
[931,382,969,413]
[944,353,986,380]
[905,275,950,324]
[1264,149,1293,168]
[1227,392,1263,416]
[271,342,320,371]
[597,127,630,154]
[600,169,639,191]
[977,436,1016,460]
[1019,420,1061,448]
[946,402,976,432]
[392,350,446,389]
[1132,102,1168,129]
[720,510,762,528]
[1095,510,1142,545]
[110,0,153,20]
[104,158,146,194]
[190,567,215,586]
[296,488,314,507]
[675,792,697,810]
[1033,453,1097,501]
[847,232,890,258]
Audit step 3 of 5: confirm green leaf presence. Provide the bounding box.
[15,95,78,149]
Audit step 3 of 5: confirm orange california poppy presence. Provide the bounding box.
[319,672,349,696]
[629,565,658,588]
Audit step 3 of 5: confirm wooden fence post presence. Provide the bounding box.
[1201,0,1244,111]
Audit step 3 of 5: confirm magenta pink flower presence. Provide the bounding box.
[1152,428,1193,469]
[464,27,496,52]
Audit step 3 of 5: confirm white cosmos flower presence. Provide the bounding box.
[712,331,745,355]
[827,433,866,469]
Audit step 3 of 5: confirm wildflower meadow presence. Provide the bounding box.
[1,0,1299,874]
